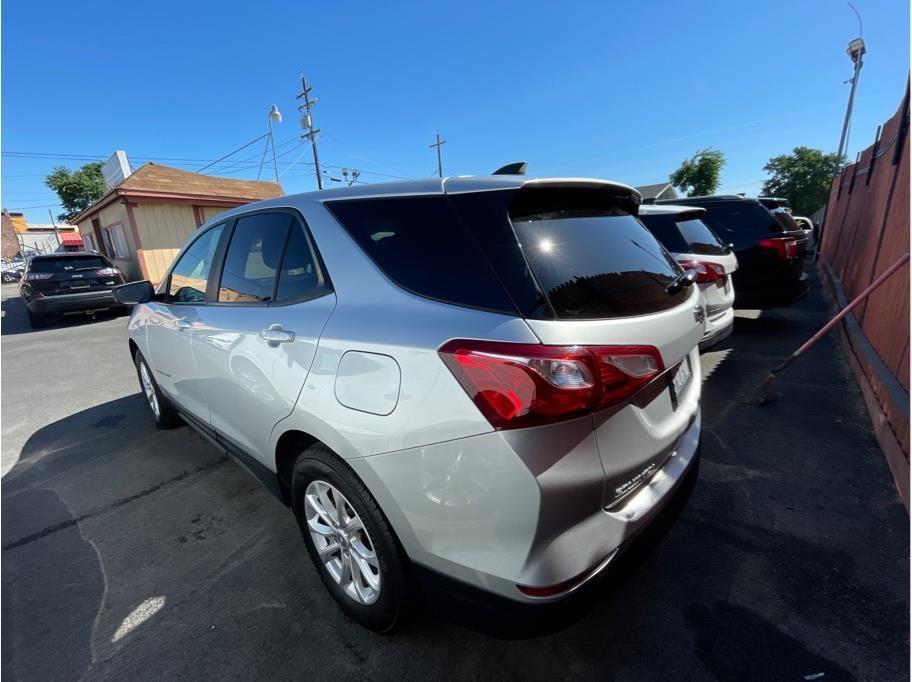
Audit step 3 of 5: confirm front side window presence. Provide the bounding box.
[168,224,225,303]
[218,213,292,303]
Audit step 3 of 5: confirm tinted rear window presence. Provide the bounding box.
[640,214,728,255]
[326,196,516,314]
[697,202,785,249]
[512,208,688,319]
[29,256,109,273]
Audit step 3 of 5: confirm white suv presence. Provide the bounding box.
[116,176,704,631]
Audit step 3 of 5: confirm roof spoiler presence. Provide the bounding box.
[492,162,527,175]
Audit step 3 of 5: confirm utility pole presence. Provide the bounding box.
[429,130,446,178]
[297,73,324,190]
[49,208,61,250]
[835,37,866,169]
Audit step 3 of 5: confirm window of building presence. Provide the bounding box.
[103,224,130,259]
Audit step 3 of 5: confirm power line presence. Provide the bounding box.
[195,133,270,173]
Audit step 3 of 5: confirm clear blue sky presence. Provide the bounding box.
[2,0,909,224]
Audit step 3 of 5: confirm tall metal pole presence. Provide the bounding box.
[267,116,279,183]
[49,208,61,249]
[297,74,323,190]
[836,51,864,167]
[429,130,446,178]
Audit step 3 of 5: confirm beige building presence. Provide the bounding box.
[73,163,283,283]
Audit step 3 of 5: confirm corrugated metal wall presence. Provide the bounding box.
[819,84,910,506]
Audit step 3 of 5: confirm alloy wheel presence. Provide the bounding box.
[304,480,381,605]
[139,361,160,417]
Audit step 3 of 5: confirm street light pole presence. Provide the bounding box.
[267,104,283,183]
[835,37,866,168]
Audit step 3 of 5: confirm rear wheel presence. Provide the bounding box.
[291,444,411,632]
[134,351,180,429]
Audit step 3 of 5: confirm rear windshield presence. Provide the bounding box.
[29,256,109,273]
[639,214,730,256]
[511,208,688,319]
[770,208,801,232]
[697,202,786,249]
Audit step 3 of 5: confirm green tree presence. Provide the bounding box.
[44,162,108,222]
[761,146,841,217]
[669,148,726,197]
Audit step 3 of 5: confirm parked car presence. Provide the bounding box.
[792,216,815,245]
[116,177,705,631]
[638,204,738,350]
[652,195,809,309]
[2,259,25,282]
[19,252,127,327]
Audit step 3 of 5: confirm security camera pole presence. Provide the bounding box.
[297,74,324,190]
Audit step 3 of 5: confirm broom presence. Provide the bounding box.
[756,251,910,405]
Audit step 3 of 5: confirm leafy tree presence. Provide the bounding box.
[45,162,108,222]
[761,146,842,217]
[669,148,726,197]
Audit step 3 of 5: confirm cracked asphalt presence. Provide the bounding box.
[1,270,908,681]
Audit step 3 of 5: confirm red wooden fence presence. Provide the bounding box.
[819,83,910,508]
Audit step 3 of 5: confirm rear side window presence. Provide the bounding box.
[512,206,688,319]
[326,196,516,314]
[29,256,109,273]
[275,224,328,302]
[218,213,292,303]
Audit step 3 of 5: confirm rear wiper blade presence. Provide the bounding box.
[665,268,698,295]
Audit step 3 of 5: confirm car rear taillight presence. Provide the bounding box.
[95,267,120,276]
[438,340,664,429]
[757,237,798,261]
[676,259,726,283]
[25,272,53,281]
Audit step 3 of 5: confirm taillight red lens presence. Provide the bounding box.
[757,237,798,261]
[676,259,725,283]
[95,267,120,276]
[438,340,664,429]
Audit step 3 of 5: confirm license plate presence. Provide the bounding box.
[670,357,692,408]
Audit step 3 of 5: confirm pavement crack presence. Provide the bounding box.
[2,456,229,552]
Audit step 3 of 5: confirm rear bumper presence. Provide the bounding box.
[26,290,125,314]
[699,309,734,350]
[351,407,702,604]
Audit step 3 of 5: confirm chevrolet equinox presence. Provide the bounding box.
[116,176,704,632]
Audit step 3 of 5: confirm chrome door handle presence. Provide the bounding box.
[259,324,295,346]
[176,318,192,331]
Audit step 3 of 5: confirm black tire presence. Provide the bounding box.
[27,309,46,329]
[133,351,181,429]
[291,444,411,633]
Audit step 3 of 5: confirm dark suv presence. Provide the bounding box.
[652,195,808,308]
[19,252,127,327]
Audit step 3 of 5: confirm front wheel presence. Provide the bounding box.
[134,351,181,429]
[292,444,411,632]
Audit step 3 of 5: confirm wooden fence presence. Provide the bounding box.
[819,83,910,508]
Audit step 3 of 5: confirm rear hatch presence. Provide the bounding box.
[452,183,704,508]
[700,202,806,291]
[25,255,124,296]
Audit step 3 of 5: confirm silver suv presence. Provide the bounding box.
[117,176,704,632]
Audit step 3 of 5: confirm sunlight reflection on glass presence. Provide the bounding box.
[539,238,554,253]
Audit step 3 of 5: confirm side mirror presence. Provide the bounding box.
[114,280,155,305]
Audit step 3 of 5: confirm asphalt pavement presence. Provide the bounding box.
[1,271,908,681]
